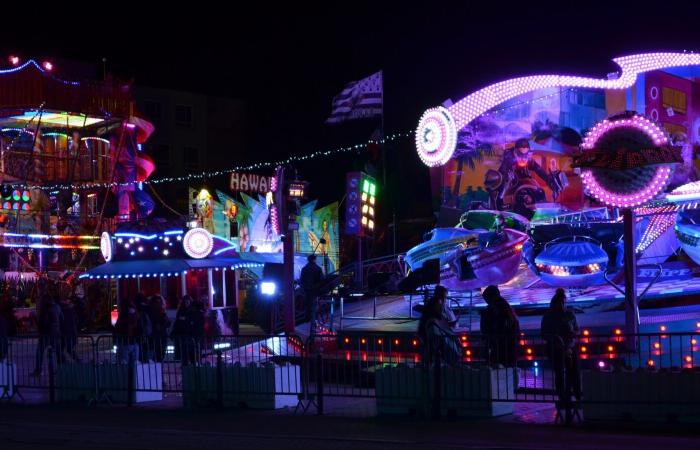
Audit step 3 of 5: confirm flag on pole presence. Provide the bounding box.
[326,71,383,124]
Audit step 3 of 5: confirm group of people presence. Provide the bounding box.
[30,291,83,376]
[113,293,217,366]
[417,284,581,422]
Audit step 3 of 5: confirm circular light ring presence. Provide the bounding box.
[100,232,112,262]
[415,106,457,167]
[580,115,672,208]
[183,227,213,259]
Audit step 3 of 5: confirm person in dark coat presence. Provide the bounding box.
[133,293,152,362]
[541,288,581,423]
[113,297,141,364]
[32,294,63,376]
[59,297,80,361]
[0,313,8,362]
[300,254,323,342]
[171,295,192,363]
[480,285,520,367]
[148,295,170,362]
[183,297,205,365]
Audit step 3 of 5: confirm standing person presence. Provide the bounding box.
[480,285,520,367]
[59,297,80,362]
[171,295,192,363]
[148,295,170,363]
[300,254,323,343]
[184,297,205,366]
[541,288,581,424]
[113,297,141,364]
[133,293,152,363]
[417,297,461,364]
[32,294,63,376]
[0,310,8,362]
[433,285,457,329]
[0,294,17,338]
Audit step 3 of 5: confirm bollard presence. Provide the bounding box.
[127,351,135,407]
[316,353,324,415]
[48,347,55,405]
[216,350,224,411]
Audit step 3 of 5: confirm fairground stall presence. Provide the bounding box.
[0,57,156,331]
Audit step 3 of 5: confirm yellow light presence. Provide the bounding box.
[362,204,368,214]
[369,196,375,205]
[368,220,374,229]
[368,206,374,217]
[361,193,367,202]
[361,216,368,225]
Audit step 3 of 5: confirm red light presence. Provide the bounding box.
[412,339,418,347]
[685,356,693,363]
[581,346,587,353]
[377,339,383,345]
[647,359,655,367]
[614,329,622,335]
[9,55,19,66]
[394,339,400,345]
[43,61,53,71]
[345,352,351,361]
[519,339,526,346]
[607,345,614,352]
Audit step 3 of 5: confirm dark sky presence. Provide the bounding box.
[2,3,700,249]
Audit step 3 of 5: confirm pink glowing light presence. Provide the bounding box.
[9,55,19,66]
[417,52,700,167]
[42,61,53,71]
[579,114,673,208]
[415,106,457,167]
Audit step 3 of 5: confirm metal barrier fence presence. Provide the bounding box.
[1,331,699,420]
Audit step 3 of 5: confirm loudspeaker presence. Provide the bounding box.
[421,258,441,285]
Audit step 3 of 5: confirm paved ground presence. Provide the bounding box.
[0,403,698,450]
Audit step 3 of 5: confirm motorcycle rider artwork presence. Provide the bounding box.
[484,138,565,218]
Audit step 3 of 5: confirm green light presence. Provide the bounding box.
[362,179,370,194]
[369,183,376,196]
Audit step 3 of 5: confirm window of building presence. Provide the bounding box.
[143,100,162,123]
[175,105,193,127]
[184,146,199,170]
[154,144,170,170]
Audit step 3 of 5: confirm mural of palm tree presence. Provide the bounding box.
[450,125,495,208]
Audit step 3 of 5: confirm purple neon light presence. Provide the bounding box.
[417,52,700,167]
[415,106,458,167]
[580,113,672,208]
[448,53,700,131]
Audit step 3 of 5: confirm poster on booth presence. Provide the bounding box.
[436,69,700,221]
[187,188,340,272]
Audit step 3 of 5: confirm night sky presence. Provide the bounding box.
[2,3,700,251]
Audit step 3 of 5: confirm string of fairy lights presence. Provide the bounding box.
[0,86,583,192]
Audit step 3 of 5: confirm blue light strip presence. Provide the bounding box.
[114,232,158,240]
[214,245,237,256]
[163,230,184,236]
[0,59,80,85]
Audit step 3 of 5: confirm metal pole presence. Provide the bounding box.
[623,208,639,351]
[357,236,363,287]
